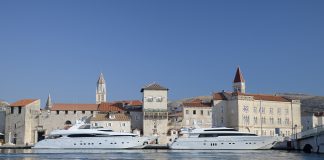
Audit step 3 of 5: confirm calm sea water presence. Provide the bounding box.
[0,149,324,160]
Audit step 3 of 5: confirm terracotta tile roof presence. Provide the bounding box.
[91,113,130,121]
[183,99,211,107]
[233,67,245,83]
[112,100,143,106]
[98,102,125,112]
[51,104,98,111]
[126,100,143,106]
[213,92,290,102]
[10,99,38,107]
[213,93,228,100]
[237,92,290,102]
[141,83,168,92]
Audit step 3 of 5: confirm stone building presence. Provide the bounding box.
[182,99,212,128]
[90,113,131,133]
[212,67,302,137]
[5,99,41,145]
[0,100,9,144]
[39,103,98,135]
[141,83,168,144]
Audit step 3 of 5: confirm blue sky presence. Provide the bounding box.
[0,0,323,105]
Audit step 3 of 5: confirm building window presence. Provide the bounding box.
[11,107,14,114]
[65,110,68,114]
[147,97,153,102]
[254,117,258,124]
[135,115,139,120]
[277,108,281,115]
[285,109,289,115]
[74,111,77,114]
[122,123,126,127]
[56,110,59,115]
[94,123,98,127]
[221,106,224,113]
[18,107,22,114]
[270,117,274,124]
[278,118,282,125]
[243,115,250,125]
[82,111,85,114]
[200,110,203,115]
[270,108,273,114]
[186,110,189,115]
[91,111,94,114]
[193,110,196,115]
[207,111,210,116]
[262,117,266,124]
[107,123,112,127]
[261,107,265,114]
[156,97,163,102]
[253,107,257,113]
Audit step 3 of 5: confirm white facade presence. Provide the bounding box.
[212,93,301,137]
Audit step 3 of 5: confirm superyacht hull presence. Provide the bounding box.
[33,136,152,149]
[170,136,279,150]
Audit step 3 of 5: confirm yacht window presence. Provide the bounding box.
[67,134,109,137]
[204,129,236,131]
[198,133,257,137]
[78,125,91,129]
[98,130,113,132]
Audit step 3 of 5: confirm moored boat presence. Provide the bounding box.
[33,121,156,149]
[170,127,282,150]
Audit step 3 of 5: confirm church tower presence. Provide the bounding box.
[96,73,107,104]
[45,93,52,110]
[233,67,246,93]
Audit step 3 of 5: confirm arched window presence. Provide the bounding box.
[65,120,72,125]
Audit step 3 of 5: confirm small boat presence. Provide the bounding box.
[170,127,282,150]
[33,121,156,149]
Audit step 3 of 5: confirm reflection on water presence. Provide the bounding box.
[0,149,324,160]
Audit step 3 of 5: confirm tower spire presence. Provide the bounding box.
[96,73,107,104]
[233,67,246,93]
[233,67,245,83]
[45,93,52,110]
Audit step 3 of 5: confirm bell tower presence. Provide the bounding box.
[233,67,246,93]
[96,73,107,104]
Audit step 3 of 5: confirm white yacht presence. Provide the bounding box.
[170,127,282,150]
[33,121,156,149]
